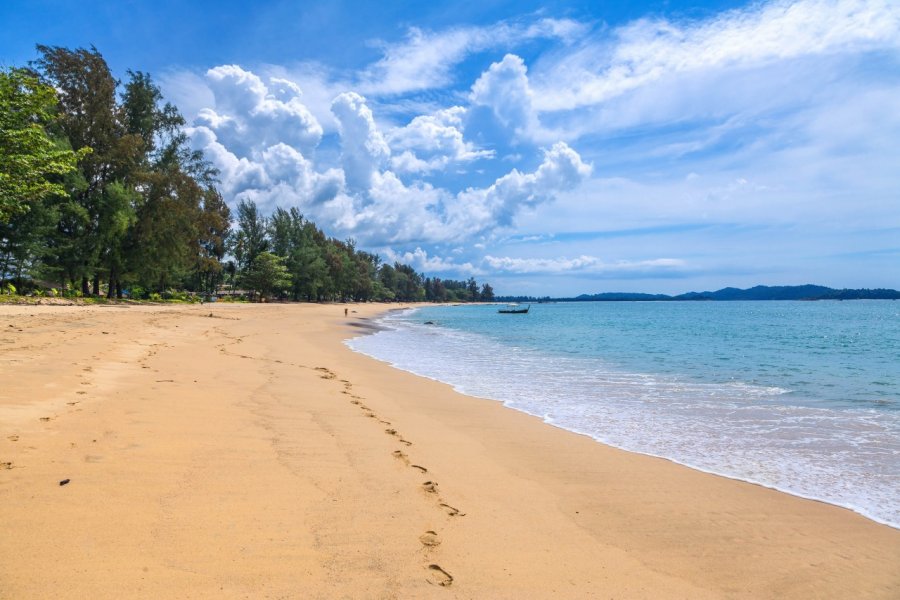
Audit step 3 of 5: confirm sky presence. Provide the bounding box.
[2,0,899,296]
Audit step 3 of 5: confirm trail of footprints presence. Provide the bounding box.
[214,337,461,586]
[337,375,461,587]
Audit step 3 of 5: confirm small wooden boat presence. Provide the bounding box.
[498,304,530,314]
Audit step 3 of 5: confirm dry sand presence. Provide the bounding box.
[1,302,898,599]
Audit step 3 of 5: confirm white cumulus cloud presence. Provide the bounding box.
[331,92,391,192]
[180,57,595,255]
[448,141,593,234]
[388,106,494,174]
[471,54,538,137]
[198,65,323,156]
[384,247,478,275]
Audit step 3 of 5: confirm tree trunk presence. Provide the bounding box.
[116,280,122,299]
[106,268,115,299]
[81,276,90,296]
[92,274,100,297]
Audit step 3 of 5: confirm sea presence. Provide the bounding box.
[346,301,900,529]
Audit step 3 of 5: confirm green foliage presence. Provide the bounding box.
[0,46,229,298]
[192,189,231,296]
[232,199,268,273]
[240,252,291,301]
[0,68,84,222]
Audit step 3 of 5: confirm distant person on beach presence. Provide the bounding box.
[344,308,348,317]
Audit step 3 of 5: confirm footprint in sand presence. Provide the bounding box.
[385,429,413,446]
[378,419,391,425]
[419,530,441,547]
[8,435,19,442]
[421,481,439,494]
[410,464,428,473]
[439,503,465,517]
[392,450,410,465]
[39,416,52,422]
[314,367,336,379]
[1,461,14,470]
[426,564,453,587]
[364,412,376,418]
[350,399,361,405]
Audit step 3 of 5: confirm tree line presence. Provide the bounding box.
[228,199,493,302]
[0,45,493,303]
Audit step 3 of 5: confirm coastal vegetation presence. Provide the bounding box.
[0,45,493,304]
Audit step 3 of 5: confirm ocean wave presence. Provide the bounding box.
[346,309,900,529]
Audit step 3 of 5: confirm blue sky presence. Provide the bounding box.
[2,0,899,295]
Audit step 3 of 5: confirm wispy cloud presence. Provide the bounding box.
[359,18,586,96]
[483,255,686,275]
[532,0,900,111]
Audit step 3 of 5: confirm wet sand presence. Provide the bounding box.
[1,302,898,598]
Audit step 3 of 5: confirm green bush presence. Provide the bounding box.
[162,289,190,301]
[148,292,162,302]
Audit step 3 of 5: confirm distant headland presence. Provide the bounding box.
[497,285,900,303]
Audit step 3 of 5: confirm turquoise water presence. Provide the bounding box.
[347,301,900,528]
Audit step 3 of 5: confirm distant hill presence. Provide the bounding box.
[675,284,836,301]
[497,285,900,303]
[674,285,900,301]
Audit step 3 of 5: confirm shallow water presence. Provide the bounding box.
[347,301,900,528]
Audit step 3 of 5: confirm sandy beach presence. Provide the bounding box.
[1,303,898,599]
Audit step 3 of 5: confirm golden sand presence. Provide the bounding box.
[1,303,898,598]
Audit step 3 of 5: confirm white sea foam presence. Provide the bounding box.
[347,311,900,529]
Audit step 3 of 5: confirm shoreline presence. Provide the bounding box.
[2,303,898,597]
[350,304,900,531]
